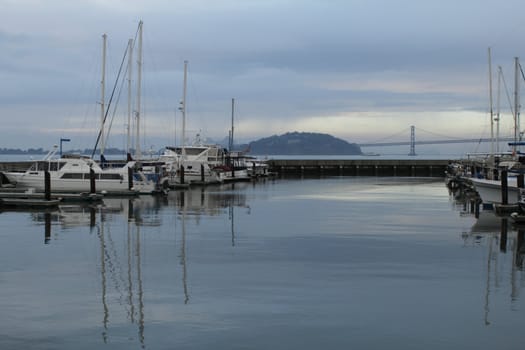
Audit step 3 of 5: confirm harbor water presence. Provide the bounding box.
[0,176,523,349]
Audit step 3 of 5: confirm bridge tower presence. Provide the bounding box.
[408,125,417,156]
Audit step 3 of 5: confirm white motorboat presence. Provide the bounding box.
[160,145,224,186]
[3,149,153,194]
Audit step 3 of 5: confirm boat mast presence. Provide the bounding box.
[100,33,107,158]
[496,66,502,153]
[488,47,494,155]
[514,57,520,154]
[127,38,133,155]
[135,20,143,159]
[181,60,188,159]
[230,98,235,152]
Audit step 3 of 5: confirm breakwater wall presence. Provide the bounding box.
[266,159,450,177]
[0,159,451,181]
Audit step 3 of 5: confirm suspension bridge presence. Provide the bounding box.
[358,126,514,155]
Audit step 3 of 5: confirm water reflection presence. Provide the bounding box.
[20,183,252,347]
[3,178,524,349]
[450,183,525,326]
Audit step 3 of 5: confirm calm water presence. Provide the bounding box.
[0,177,523,349]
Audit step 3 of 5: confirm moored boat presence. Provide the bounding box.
[2,149,153,194]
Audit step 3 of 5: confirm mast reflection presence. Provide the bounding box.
[25,183,253,346]
[452,183,524,325]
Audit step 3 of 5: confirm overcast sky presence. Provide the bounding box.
[1,0,524,152]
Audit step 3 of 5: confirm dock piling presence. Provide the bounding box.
[90,169,96,194]
[501,170,508,205]
[180,165,185,184]
[44,171,51,201]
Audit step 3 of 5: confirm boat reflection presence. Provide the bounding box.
[451,184,524,326]
[25,185,251,347]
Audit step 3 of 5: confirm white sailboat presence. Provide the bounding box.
[160,61,223,186]
[215,98,251,182]
[4,25,157,195]
[469,54,524,204]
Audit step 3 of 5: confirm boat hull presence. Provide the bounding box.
[469,177,520,204]
[4,171,131,193]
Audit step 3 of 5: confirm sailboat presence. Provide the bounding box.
[468,53,525,204]
[4,30,155,194]
[214,98,251,182]
[160,61,223,186]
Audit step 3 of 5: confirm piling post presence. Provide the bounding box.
[44,171,51,201]
[501,170,508,205]
[128,167,133,190]
[90,169,96,194]
[180,165,185,184]
[200,164,205,183]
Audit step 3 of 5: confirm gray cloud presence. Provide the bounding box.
[1,0,524,149]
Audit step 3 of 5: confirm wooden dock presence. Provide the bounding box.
[266,159,450,177]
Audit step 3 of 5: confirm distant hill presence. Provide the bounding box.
[245,132,362,155]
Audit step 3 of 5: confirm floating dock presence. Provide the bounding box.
[0,197,61,209]
[0,189,103,203]
[266,159,450,177]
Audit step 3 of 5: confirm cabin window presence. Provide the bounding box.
[49,162,66,171]
[61,173,83,179]
[83,173,99,179]
[37,162,49,171]
[100,173,123,180]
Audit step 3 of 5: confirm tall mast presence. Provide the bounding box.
[135,20,143,159]
[496,66,502,153]
[100,33,107,157]
[514,57,520,153]
[127,38,133,155]
[488,47,494,154]
[181,60,188,159]
[230,98,235,152]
